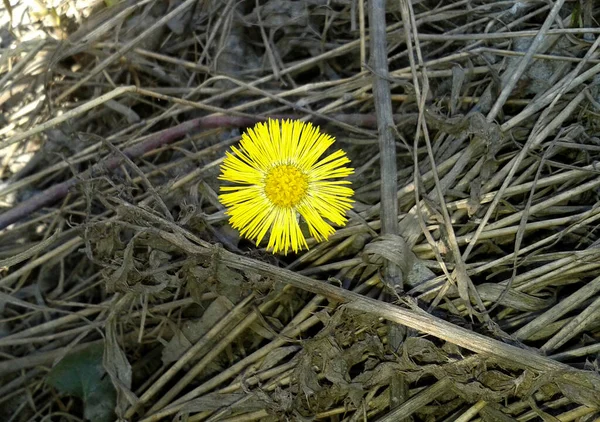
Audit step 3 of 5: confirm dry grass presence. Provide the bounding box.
[2,0,600,421]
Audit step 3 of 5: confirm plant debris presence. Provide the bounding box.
[2,0,600,421]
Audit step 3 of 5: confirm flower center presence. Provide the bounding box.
[264,164,308,208]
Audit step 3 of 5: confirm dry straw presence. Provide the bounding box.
[1,0,600,421]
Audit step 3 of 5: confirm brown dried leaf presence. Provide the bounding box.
[352,362,403,388]
[403,337,449,365]
[162,296,234,365]
[477,283,554,312]
[104,315,137,416]
[105,235,139,293]
[556,371,600,407]
[258,346,300,371]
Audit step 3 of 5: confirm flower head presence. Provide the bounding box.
[219,119,354,254]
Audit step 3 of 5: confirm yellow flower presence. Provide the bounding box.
[219,119,354,254]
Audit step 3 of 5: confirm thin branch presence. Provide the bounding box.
[369,0,406,415]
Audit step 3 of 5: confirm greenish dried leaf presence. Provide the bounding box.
[47,344,116,422]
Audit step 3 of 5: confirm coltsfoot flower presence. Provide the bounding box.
[218,119,354,254]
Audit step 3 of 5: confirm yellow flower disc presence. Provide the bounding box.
[264,165,308,208]
[218,119,354,254]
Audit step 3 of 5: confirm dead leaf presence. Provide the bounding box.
[104,310,137,416]
[162,296,234,365]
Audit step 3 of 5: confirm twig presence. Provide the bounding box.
[369,0,406,415]
[369,1,399,262]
